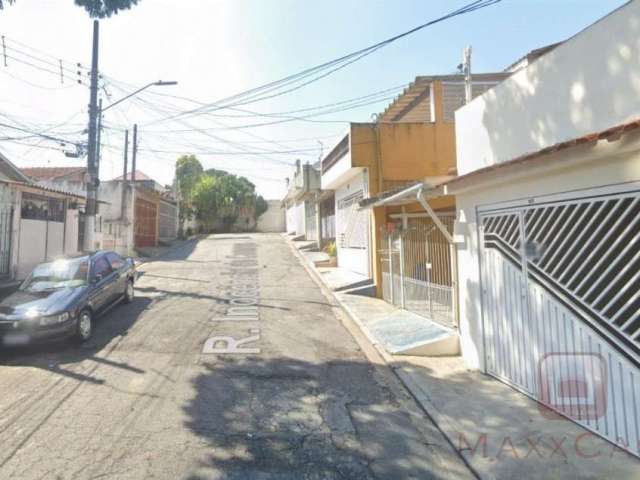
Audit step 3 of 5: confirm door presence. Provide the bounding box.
[106,251,127,299]
[479,188,640,457]
[135,198,157,248]
[90,255,117,311]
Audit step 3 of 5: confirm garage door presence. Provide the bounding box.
[135,197,157,248]
[479,186,640,457]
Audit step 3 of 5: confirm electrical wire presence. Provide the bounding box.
[143,0,502,125]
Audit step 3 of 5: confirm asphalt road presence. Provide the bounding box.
[0,234,471,480]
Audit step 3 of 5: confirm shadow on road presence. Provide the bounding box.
[0,295,153,383]
[181,356,467,480]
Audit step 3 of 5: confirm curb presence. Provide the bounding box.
[284,235,481,480]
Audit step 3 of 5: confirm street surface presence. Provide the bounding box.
[0,234,469,480]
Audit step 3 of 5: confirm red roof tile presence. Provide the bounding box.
[21,166,87,181]
[111,170,155,182]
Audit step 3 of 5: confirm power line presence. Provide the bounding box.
[144,0,502,125]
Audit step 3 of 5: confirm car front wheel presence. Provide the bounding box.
[74,310,93,343]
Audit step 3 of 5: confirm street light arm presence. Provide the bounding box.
[101,80,178,113]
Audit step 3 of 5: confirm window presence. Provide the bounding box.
[21,193,65,222]
[92,256,112,280]
[106,252,124,270]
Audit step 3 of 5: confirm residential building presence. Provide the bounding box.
[112,169,165,193]
[321,73,509,286]
[99,170,179,255]
[282,160,322,241]
[0,154,86,280]
[412,2,640,457]
[21,166,88,197]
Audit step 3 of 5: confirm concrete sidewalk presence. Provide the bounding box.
[287,237,640,479]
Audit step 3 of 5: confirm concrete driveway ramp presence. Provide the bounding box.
[366,310,459,356]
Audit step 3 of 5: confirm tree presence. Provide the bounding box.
[191,175,219,230]
[189,168,268,233]
[0,0,140,17]
[175,154,203,237]
[255,196,268,218]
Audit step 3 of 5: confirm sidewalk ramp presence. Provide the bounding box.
[366,310,459,356]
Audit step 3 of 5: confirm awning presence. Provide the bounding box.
[359,178,451,209]
[360,116,640,209]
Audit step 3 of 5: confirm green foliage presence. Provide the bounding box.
[75,0,140,17]
[0,0,140,17]
[188,168,266,232]
[325,241,337,258]
[255,196,268,218]
[175,154,203,215]
[191,174,219,223]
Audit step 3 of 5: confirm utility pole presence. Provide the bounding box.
[96,98,103,179]
[84,20,100,251]
[130,124,138,253]
[121,129,129,220]
[131,124,138,183]
[463,45,472,104]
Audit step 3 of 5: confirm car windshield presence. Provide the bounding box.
[21,257,89,292]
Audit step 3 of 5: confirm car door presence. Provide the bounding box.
[106,252,127,299]
[90,255,116,311]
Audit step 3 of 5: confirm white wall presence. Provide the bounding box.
[334,170,370,277]
[17,219,47,279]
[64,209,79,255]
[257,200,285,233]
[285,201,305,235]
[454,137,640,369]
[98,181,135,256]
[455,1,640,175]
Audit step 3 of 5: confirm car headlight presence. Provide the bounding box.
[40,312,70,326]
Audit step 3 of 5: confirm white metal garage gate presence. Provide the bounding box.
[479,186,640,457]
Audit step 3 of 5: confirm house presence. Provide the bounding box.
[21,166,88,197]
[321,72,509,289]
[99,170,179,255]
[112,169,165,193]
[282,160,322,241]
[0,153,86,280]
[409,2,640,457]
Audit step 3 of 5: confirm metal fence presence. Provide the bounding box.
[380,215,456,328]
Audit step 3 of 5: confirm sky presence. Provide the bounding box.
[0,0,629,199]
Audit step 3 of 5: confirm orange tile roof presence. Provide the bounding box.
[111,170,155,181]
[21,166,87,181]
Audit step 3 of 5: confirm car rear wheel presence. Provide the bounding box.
[74,310,92,343]
[124,279,134,304]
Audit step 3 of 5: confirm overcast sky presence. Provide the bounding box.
[0,0,627,199]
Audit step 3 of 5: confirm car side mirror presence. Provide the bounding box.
[93,273,103,284]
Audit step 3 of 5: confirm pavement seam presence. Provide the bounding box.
[284,235,481,480]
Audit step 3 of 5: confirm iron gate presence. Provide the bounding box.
[380,215,455,327]
[479,188,640,457]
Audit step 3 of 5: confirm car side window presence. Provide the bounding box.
[106,252,124,270]
[93,256,112,280]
